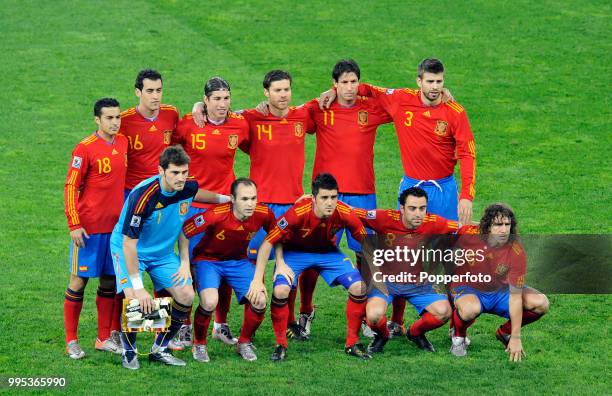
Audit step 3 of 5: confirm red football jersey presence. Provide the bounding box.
[304,97,392,194]
[240,106,315,204]
[354,208,458,275]
[120,105,179,189]
[172,112,249,208]
[358,84,476,201]
[64,133,128,233]
[183,203,276,261]
[265,200,367,252]
[452,225,526,290]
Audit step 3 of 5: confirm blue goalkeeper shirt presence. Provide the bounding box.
[110,175,198,262]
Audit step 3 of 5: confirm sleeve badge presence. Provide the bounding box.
[71,156,82,169]
[130,215,141,227]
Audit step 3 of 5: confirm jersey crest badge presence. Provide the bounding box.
[71,156,82,169]
[294,122,304,137]
[195,215,205,227]
[278,217,288,229]
[228,134,238,149]
[358,110,368,126]
[130,215,141,227]
[434,120,448,136]
[366,210,377,219]
[179,201,189,216]
[495,263,509,276]
[163,130,172,144]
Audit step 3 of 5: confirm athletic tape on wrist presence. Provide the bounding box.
[130,275,144,290]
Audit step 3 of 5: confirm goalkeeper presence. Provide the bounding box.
[110,146,228,370]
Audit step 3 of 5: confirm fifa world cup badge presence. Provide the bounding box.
[294,122,304,137]
[358,110,368,126]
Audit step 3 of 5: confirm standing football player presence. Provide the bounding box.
[63,98,127,359]
[120,69,179,197]
[172,76,249,347]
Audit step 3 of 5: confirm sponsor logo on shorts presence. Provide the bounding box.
[386,89,395,95]
[278,217,288,229]
[72,156,82,169]
[120,278,128,284]
[79,266,88,271]
[366,210,377,219]
[195,215,205,227]
[130,215,141,227]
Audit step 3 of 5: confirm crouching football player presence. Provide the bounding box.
[183,178,275,362]
[247,173,371,361]
[449,203,549,361]
[354,187,458,354]
[111,146,227,369]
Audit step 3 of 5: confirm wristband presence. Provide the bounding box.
[130,275,144,290]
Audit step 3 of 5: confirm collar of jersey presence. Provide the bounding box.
[157,176,178,197]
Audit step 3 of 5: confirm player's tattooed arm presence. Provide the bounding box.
[506,287,526,362]
[123,235,154,314]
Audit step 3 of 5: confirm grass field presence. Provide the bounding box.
[0,0,610,394]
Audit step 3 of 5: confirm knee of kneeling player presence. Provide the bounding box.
[532,293,550,315]
[347,281,367,296]
[366,306,384,323]
[251,298,267,312]
[175,287,195,306]
[457,303,480,321]
[273,285,291,299]
[430,301,452,320]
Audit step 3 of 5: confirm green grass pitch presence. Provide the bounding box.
[0,0,610,394]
